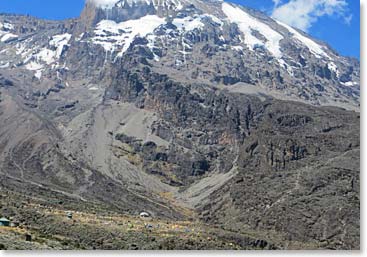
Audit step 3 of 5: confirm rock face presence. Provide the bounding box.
[0,0,360,250]
[198,103,360,249]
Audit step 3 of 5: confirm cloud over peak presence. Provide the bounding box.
[271,0,351,32]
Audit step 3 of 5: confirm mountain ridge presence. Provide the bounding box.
[37,1,364,109]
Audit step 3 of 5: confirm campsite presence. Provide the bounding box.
[0,188,284,250]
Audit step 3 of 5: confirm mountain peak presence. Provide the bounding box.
[81,0,190,28]
[0,0,360,110]
[88,0,186,10]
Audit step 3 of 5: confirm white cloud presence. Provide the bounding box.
[271,0,351,32]
[344,13,353,25]
[272,0,283,8]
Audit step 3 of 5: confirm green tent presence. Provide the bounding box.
[0,217,10,227]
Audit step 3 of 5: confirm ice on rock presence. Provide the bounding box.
[89,0,185,10]
[50,34,72,58]
[0,22,18,43]
[172,16,205,31]
[93,15,165,55]
[276,21,330,59]
[222,3,283,59]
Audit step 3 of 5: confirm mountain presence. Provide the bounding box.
[0,0,360,250]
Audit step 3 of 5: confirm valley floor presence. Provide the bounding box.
[0,184,322,250]
[0,192,266,250]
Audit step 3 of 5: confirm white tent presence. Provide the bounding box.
[139,212,150,218]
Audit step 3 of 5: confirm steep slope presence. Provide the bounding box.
[198,102,360,249]
[0,0,360,250]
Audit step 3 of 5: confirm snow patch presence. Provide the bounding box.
[50,33,72,58]
[0,22,14,31]
[93,15,165,55]
[89,0,120,8]
[25,61,44,79]
[36,48,57,65]
[34,70,43,80]
[146,34,160,61]
[205,14,224,26]
[169,14,216,65]
[222,3,283,58]
[341,81,358,87]
[172,16,205,31]
[231,45,243,51]
[0,62,10,69]
[25,61,43,71]
[278,58,293,75]
[328,62,340,78]
[31,33,73,67]
[88,86,100,91]
[0,22,18,43]
[75,33,85,42]
[0,33,18,43]
[21,34,71,79]
[277,21,330,59]
[172,14,221,32]
[89,0,184,10]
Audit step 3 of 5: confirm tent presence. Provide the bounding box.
[139,212,150,218]
[0,217,10,227]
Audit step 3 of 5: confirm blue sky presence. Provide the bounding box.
[0,0,360,59]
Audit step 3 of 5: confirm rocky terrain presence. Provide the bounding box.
[0,186,282,250]
[0,0,360,250]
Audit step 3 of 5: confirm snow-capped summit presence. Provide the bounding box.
[88,0,186,10]
[0,0,360,110]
